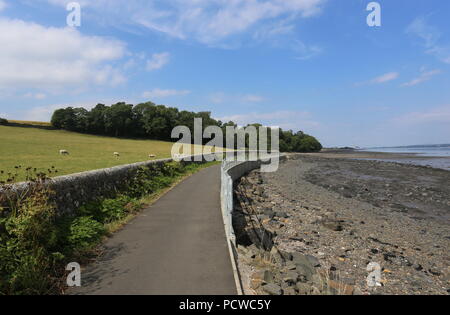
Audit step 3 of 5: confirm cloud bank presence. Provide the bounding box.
[0,18,126,91]
[45,0,326,45]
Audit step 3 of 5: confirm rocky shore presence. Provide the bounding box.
[233,154,450,295]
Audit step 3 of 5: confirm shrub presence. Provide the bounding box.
[67,216,105,251]
[0,177,59,294]
[0,118,7,125]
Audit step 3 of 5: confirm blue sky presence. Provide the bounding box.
[0,0,449,147]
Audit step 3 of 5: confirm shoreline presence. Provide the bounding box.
[301,150,450,171]
[233,154,450,295]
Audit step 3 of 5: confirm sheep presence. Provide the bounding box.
[113,152,120,158]
[148,154,156,158]
[59,150,69,155]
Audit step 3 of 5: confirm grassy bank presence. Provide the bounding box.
[0,161,218,295]
[0,125,209,181]
[7,120,52,127]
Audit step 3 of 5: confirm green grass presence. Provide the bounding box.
[7,120,52,127]
[0,125,200,181]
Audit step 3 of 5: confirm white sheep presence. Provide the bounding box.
[114,152,120,158]
[59,150,69,155]
[148,154,156,158]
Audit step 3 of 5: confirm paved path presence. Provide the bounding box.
[70,165,237,295]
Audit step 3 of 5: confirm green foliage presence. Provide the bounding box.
[279,130,322,153]
[78,195,140,224]
[0,117,8,125]
[0,176,59,295]
[50,102,323,152]
[66,217,105,251]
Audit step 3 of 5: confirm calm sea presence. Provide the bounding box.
[359,145,450,170]
[361,145,450,157]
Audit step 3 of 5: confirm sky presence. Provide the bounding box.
[0,0,449,147]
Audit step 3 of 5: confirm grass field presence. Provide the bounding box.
[7,120,52,127]
[0,125,206,181]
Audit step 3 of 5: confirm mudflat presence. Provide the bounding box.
[235,152,449,295]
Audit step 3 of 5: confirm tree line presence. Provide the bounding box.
[50,102,322,153]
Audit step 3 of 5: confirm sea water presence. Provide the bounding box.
[360,145,450,170]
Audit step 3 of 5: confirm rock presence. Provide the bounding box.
[282,271,299,284]
[270,247,284,265]
[263,270,274,283]
[250,278,263,290]
[244,249,257,262]
[295,265,315,282]
[280,250,293,261]
[327,280,354,295]
[322,219,344,232]
[262,283,282,295]
[275,211,288,218]
[311,273,324,287]
[353,287,364,295]
[310,286,322,295]
[257,215,270,221]
[263,208,275,218]
[428,267,441,276]
[296,283,312,295]
[413,264,423,271]
[291,253,316,281]
[283,287,297,295]
[251,270,274,284]
[305,254,321,267]
[285,262,297,271]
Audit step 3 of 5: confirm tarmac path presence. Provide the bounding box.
[70,165,237,295]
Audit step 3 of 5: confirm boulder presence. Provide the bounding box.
[283,287,297,295]
[296,283,312,295]
[282,271,299,284]
[292,253,316,281]
[262,283,282,296]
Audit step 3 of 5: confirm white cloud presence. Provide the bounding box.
[371,72,399,84]
[22,99,129,122]
[219,110,320,130]
[142,88,191,99]
[393,104,450,125]
[241,94,266,103]
[146,52,170,71]
[406,17,450,64]
[0,18,126,91]
[292,40,322,60]
[24,92,47,100]
[23,104,64,122]
[209,92,226,104]
[44,0,326,45]
[0,1,7,12]
[355,72,399,86]
[402,69,441,87]
[208,92,266,104]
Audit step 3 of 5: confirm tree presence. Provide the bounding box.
[104,103,134,137]
[49,102,323,152]
[51,107,77,131]
[87,104,107,134]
